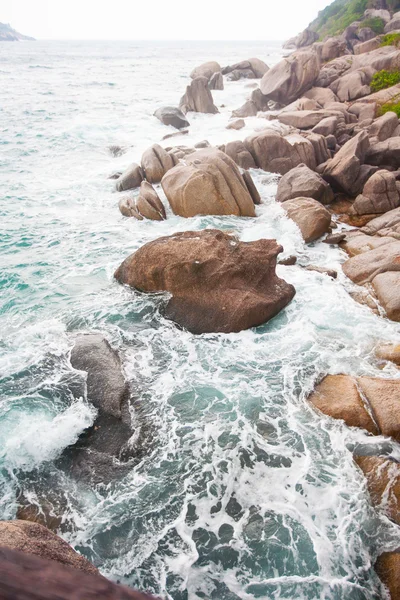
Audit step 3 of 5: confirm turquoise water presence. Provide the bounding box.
[1,40,400,599]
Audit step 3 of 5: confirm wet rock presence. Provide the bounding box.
[304,265,337,278]
[355,456,400,524]
[208,71,224,90]
[114,229,296,335]
[276,163,334,205]
[244,130,316,175]
[308,375,378,434]
[161,148,255,217]
[260,50,320,105]
[136,181,166,221]
[119,196,143,220]
[115,163,144,192]
[108,145,125,157]
[372,271,400,321]
[62,334,134,483]
[351,170,400,215]
[322,131,372,195]
[108,171,122,180]
[154,106,190,130]
[226,119,245,131]
[162,129,189,141]
[375,551,400,600]
[222,58,269,79]
[242,170,261,205]
[281,197,332,243]
[0,546,156,600]
[278,255,297,265]
[323,232,346,244]
[231,100,258,118]
[250,88,269,111]
[179,77,219,114]
[190,61,221,80]
[0,521,98,575]
[224,140,256,170]
[141,143,175,184]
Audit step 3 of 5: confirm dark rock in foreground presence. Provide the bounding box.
[0,521,98,575]
[115,230,295,334]
[0,545,157,600]
[154,106,189,130]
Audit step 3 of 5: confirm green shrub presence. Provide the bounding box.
[370,70,400,93]
[360,17,385,34]
[378,101,400,117]
[380,33,400,47]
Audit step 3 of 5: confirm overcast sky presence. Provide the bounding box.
[2,0,331,40]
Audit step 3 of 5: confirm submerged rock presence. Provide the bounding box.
[114,230,295,334]
[0,521,98,575]
[161,148,256,217]
[355,456,400,524]
[375,552,400,600]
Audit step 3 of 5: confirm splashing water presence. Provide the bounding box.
[1,40,400,600]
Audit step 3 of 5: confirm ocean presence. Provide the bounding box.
[1,39,400,600]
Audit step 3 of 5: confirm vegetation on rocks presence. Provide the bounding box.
[380,32,400,46]
[370,69,400,92]
[378,100,400,116]
[360,16,386,32]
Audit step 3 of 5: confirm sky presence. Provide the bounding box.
[1,0,332,41]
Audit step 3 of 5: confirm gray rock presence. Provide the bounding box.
[366,137,400,169]
[276,163,334,205]
[180,77,219,114]
[281,197,332,242]
[224,140,256,170]
[231,100,258,118]
[368,112,399,143]
[209,72,224,90]
[190,61,221,80]
[154,106,190,129]
[260,50,320,105]
[322,130,372,195]
[116,163,144,192]
[226,119,245,131]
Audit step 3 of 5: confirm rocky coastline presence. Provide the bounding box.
[4,1,400,599]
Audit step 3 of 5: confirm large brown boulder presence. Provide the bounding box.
[154,106,189,129]
[303,87,338,107]
[329,67,375,102]
[161,148,255,218]
[115,163,143,192]
[361,206,400,237]
[355,456,400,524]
[277,109,342,130]
[222,58,269,79]
[0,546,156,600]
[372,271,400,321]
[322,131,373,195]
[114,230,295,334]
[320,37,348,62]
[224,140,256,170]
[141,144,175,184]
[0,521,98,575]
[376,552,400,600]
[208,71,224,90]
[179,77,219,114]
[308,375,400,440]
[366,137,400,170]
[190,61,221,80]
[244,130,316,175]
[276,164,334,205]
[351,170,400,215]
[342,240,400,283]
[281,197,332,242]
[260,50,320,105]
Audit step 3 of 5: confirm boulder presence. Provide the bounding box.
[283,29,319,50]
[136,181,167,220]
[385,11,400,33]
[64,334,133,482]
[303,87,338,107]
[260,50,320,105]
[208,72,224,90]
[361,206,400,236]
[141,143,175,184]
[161,148,255,217]
[226,68,255,81]
[224,140,257,170]
[375,342,400,365]
[119,196,143,220]
[222,58,269,78]
[0,521,98,575]
[281,197,332,242]
[320,37,349,62]
[364,9,391,23]
[303,131,331,165]
[351,170,400,215]
[154,106,190,129]
[244,130,316,175]
[375,552,400,600]
[369,111,399,143]
[0,546,156,600]
[115,163,143,192]
[276,164,334,205]
[242,171,261,205]
[114,230,296,335]
[330,67,375,102]
[355,83,400,107]
[226,119,245,130]
[354,37,382,55]
[322,131,372,195]
[277,109,341,130]
[308,375,378,434]
[366,136,400,170]
[250,88,269,111]
[372,271,400,320]
[190,61,221,80]
[312,116,338,136]
[340,231,395,256]
[355,456,400,524]
[342,240,400,283]
[231,100,258,118]
[179,77,219,114]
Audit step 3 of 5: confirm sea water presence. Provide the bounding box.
[1,40,400,600]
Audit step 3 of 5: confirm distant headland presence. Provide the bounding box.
[0,22,35,41]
